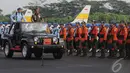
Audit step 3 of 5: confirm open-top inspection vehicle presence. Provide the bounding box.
[3,22,64,59]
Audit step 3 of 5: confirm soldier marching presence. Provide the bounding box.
[58,21,130,59]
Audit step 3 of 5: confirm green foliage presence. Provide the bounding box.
[0,15,10,22]
[23,0,130,23]
[46,12,130,23]
[88,13,130,23]
[0,9,10,22]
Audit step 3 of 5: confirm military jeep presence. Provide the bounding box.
[3,22,64,59]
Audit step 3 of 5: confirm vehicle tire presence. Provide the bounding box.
[34,49,42,58]
[4,42,14,58]
[22,43,32,59]
[53,51,63,59]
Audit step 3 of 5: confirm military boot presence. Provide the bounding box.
[118,49,124,58]
[80,49,87,57]
[67,49,73,56]
[107,50,112,58]
[89,48,96,57]
[111,50,117,58]
[98,49,105,58]
[75,49,81,56]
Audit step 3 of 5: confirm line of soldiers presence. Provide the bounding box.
[59,21,130,59]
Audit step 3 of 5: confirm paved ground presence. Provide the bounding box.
[0,51,129,73]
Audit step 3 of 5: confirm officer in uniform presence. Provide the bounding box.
[81,22,88,57]
[11,8,26,22]
[89,20,98,57]
[32,8,41,22]
[107,22,118,58]
[98,21,107,58]
[66,23,74,56]
[125,22,130,59]
[74,22,82,56]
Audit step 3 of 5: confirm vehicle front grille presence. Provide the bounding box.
[38,38,53,45]
[38,38,43,45]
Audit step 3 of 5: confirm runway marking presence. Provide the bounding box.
[55,64,93,69]
[111,58,123,73]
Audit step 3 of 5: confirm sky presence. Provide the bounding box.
[0,0,130,15]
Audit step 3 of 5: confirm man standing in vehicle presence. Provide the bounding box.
[32,8,41,22]
[10,8,26,22]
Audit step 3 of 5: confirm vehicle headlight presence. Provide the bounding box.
[53,37,58,44]
[34,37,39,42]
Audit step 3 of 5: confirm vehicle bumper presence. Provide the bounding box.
[29,44,65,53]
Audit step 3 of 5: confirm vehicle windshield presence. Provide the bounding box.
[21,23,48,33]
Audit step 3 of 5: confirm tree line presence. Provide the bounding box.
[0,0,130,23]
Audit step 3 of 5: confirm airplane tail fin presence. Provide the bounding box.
[24,9,33,22]
[71,5,91,23]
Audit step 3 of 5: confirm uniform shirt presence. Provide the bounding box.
[90,26,98,38]
[111,27,118,41]
[99,26,107,41]
[52,27,60,38]
[11,12,26,22]
[4,26,10,34]
[118,27,127,40]
[60,27,66,40]
[81,26,88,41]
[0,26,3,35]
[0,26,4,35]
[32,14,41,22]
[75,27,82,37]
[1,26,5,39]
[67,27,74,40]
